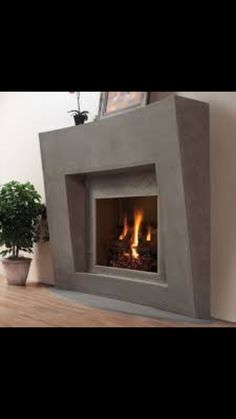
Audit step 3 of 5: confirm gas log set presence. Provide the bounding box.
[108,209,158,272]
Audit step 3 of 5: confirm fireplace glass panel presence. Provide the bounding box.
[96,196,158,273]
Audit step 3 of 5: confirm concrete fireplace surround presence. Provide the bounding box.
[39,95,210,319]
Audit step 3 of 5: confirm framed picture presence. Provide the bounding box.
[98,92,150,119]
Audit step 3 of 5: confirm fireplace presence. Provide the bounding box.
[85,163,162,283]
[39,95,210,318]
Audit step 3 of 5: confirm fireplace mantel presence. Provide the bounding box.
[39,95,210,318]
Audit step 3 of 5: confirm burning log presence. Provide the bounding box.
[108,227,157,272]
[107,209,157,273]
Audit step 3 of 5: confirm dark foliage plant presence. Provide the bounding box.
[68,92,89,125]
[0,181,43,259]
[40,203,50,242]
[68,110,89,125]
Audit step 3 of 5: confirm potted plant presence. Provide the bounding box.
[40,204,50,242]
[68,110,89,125]
[68,92,89,125]
[0,181,43,285]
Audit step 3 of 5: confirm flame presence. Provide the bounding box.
[146,226,151,242]
[131,209,143,259]
[119,215,129,240]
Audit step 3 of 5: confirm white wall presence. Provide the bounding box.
[0,92,100,200]
[1,91,236,322]
[0,92,100,284]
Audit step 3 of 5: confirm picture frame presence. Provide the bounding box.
[98,92,150,119]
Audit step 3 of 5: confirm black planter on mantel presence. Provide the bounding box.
[68,110,89,126]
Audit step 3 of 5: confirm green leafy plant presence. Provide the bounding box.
[0,181,43,259]
[40,203,50,242]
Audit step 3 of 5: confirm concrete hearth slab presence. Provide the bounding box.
[49,288,213,325]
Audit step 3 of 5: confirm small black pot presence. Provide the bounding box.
[73,115,86,126]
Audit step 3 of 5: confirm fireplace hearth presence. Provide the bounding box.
[39,95,210,319]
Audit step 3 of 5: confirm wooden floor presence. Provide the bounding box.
[0,276,235,327]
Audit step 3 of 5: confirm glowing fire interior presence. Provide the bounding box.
[119,209,153,260]
[119,215,129,240]
[146,225,152,242]
[96,196,158,273]
[120,210,143,259]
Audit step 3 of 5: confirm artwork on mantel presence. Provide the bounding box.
[98,92,150,119]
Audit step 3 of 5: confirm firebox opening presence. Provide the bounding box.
[96,196,158,273]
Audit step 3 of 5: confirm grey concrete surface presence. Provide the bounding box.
[39,95,210,318]
[49,288,212,324]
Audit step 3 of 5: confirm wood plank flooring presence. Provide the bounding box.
[0,276,235,327]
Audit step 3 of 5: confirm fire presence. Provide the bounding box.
[108,201,158,272]
[119,209,144,260]
[146,225,151,242]
[119,215,129,240]
[131,209,143,259]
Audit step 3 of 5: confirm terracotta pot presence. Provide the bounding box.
[1,258,32,285]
